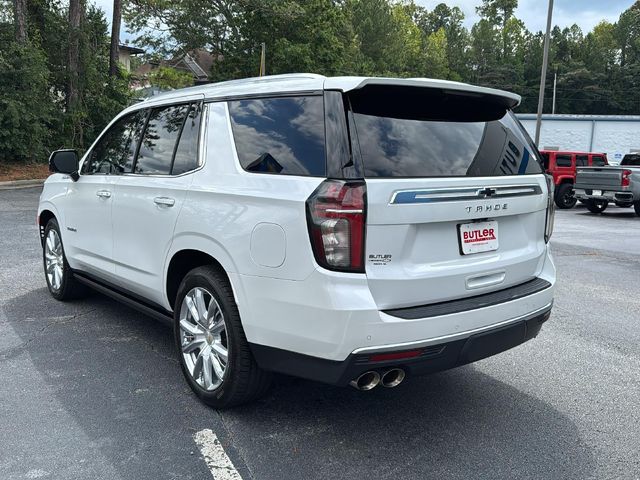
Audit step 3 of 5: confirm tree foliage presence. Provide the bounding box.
[122,0,640,116]
[0,0,131,163]
[3,0,640,163]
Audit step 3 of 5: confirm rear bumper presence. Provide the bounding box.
[237,246,555,362]
[574,188,635,203]
[250,304,552,386]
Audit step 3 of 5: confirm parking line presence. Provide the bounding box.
[193,429,243,480]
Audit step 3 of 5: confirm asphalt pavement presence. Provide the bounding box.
[1,187,638,480]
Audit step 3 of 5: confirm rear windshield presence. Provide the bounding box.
[350,93,543,178]
[621,154,640,166]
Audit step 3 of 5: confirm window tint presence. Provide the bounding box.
[135,104,189,175]
[351,109,543,177]
[555,155,572,167]
[171,103,202,175]
[83,110,147,175]
[622,154,640,166]
[228,96,326,176]
[576,155,588,166]
[591,155,606,166]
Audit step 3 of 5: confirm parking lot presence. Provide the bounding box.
[1,186,639,480]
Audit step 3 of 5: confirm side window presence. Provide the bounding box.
[135,104,190,175]
[576,155,588,166]
[228,96,326,176]
[555,154,572,167]
[171,103,202,175]
[83,110,147,175]
[591,155,606,166]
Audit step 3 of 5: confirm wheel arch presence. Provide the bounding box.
[556,177,574,185]
[164,235,240,311]
[38,208,58,246]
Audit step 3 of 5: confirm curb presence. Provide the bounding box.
[0,179,46,190]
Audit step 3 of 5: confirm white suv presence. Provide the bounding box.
[38,74,556,408]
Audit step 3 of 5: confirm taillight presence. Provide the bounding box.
[306,179,366,273]
[622,169,632,187]
[545,175,555,243]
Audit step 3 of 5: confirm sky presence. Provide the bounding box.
[93,0,635,44]
[415,0,635,33]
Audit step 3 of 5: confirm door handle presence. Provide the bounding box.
[154,196,175,207]
[96,190,111,199]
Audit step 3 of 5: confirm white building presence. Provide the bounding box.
[517,114,640,164]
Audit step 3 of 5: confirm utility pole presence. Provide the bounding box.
[552,70,557,115]
[535,0,554,146]
[259,43,266,77]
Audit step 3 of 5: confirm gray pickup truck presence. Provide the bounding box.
[574,154,640,215]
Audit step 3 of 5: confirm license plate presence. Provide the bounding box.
[459,220,499,255]
[592,190,602,196]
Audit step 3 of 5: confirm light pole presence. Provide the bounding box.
[535,0,554,146]
[552,69,557,115]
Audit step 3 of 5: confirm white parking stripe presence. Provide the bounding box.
[193,429,243,480]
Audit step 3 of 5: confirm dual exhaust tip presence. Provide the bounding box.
[350,368,405,391]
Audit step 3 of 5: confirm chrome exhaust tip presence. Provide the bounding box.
[380,368,405,388]
[349,371,381,391]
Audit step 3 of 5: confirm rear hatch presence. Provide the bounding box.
[575,167,623,191]
[347,84,549,310]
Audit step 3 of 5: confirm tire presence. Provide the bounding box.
[174,265,271,408]
[43,218,89,301]
[634,201,640,216]
[586,199,609,214]
[554,183,577,209]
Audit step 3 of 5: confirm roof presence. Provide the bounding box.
[539,150,606,155]
[134,73,521,108]
[517,114,640,122]
[119,44,145,55]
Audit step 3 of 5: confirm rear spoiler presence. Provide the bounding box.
[325,77,521,110]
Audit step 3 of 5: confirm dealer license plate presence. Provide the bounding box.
[459,220,499,255]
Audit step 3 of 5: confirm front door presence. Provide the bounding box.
[63,109,148,280]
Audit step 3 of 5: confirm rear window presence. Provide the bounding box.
[228,96,325,176]
[621,154,640,166]
[349,95,543,178]
[591,155,606,166]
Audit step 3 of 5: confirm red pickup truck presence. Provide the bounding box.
[540,150,609,208]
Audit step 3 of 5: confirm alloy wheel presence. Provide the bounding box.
[179,287,229,391]
[45,229,64,291]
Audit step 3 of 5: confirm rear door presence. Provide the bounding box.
[554,153,574,179]
[347,86,549,310]
[111,101,204,305]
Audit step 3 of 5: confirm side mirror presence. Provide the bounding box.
[49,149,80,181]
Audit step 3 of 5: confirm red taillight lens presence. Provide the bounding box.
[545,175,555,243]
[622,169,632,187]
[306,179,366,273]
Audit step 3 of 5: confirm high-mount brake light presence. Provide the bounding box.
[306,179,366,273]
[622,169,632,188]
[545,175,555,243]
